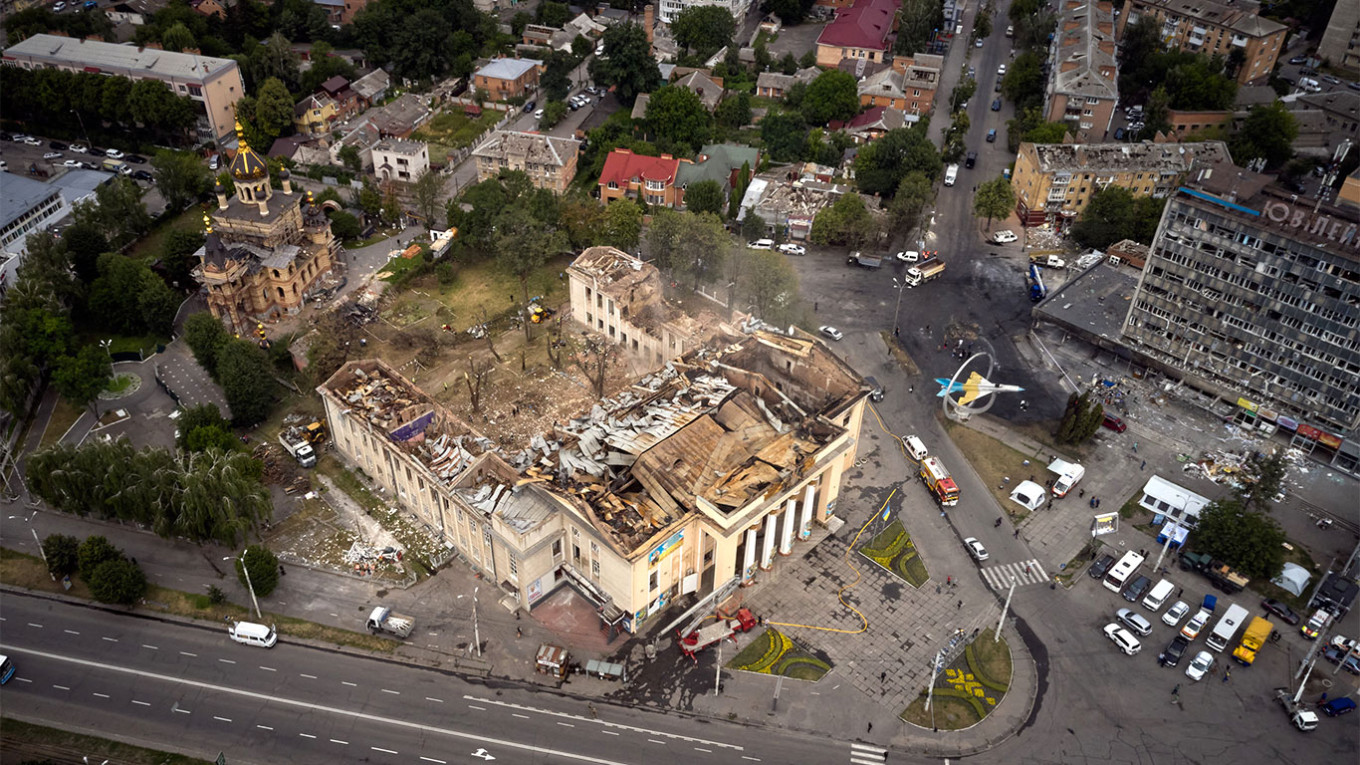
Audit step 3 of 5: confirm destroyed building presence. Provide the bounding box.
[319,328,869,635]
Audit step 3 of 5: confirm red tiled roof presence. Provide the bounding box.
[829,106,885,131]
[599,149,679,187]
[816,0,897,51]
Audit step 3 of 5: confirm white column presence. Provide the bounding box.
[743,528,758,582]
[779,499,797,555]
[799,484,816,540]
[760,514,778,570]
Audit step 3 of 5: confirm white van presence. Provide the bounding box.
[901,435,929,461]
[228,621,278,648]
[944,164,959,186]
[1142,579,1174,612]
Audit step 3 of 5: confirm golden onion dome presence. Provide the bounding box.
[228,119,270,182]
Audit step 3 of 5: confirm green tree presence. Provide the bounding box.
[684,179,726,215]
[973,176,1016,228]
[645,85,713,156]
[159,228,207,290]
[495,203,568,309]
[88,254,148,335]
[411,170,446,229]
[540,100,569,129]
[1055,390,1102,444]
[854,127,942,196]
[800,70,859,126]
[734,248,801,325]
[536,0,571,27]
[237,544,281,598]
[78,535,123,581]
[329,210,362,240]
[740,212,767,242]
[897,0,945,56]
[152,150,212,212]
[760,111,810,163]
[1001,50,1045,111]
[1024,120,1070,144]
[88,557,148,605]
[714,90,752,129]
[572,34,594,58]
[590,22,663,105]
[541,50,576,102]
[671,6,736,58]
[1191,500,1287,580]
[177,403,238,453]
[768,0,806,25]
[251,77,295,146]
[216,339,278,426]
[339,144,362,173]
[1229,101,1297,170]
[183,312,230,378]
[950,79,978,112]
[71,178,151,248]
[778,52,799,75]
[1237,451,1288,514]
[52,345,111,417]
[1071,186,1135,249]
[160,21,197,53]
[810,193,875,247]
[510,10,532,35]
[888,171,935,235]
[42,533,81,578]
[973,8,992,40]
[62,222,110,285]
[601,199,643,251]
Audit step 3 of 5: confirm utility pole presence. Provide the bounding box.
[225,550,262,620]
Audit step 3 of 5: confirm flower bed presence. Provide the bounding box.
[727,627,831,681]
[858,519,930,587]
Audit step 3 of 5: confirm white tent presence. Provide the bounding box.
[1010,480,1047,511]
[1272,562,1311,597]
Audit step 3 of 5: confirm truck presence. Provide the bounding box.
[904,259,946,287]
[1275,683,1319,732]
[1028,263,1047,302]
[1029,253,1067,268]
[101,158,130,175]
[846,251,882,269]
[1232,616,1274,665]
[677,608,756,661]
[919,456,960,506]
[366,606,415,638]
[1047,458,1085,497]
[1205,603,1249,652]
[278,429,317,467]
[1179,552,1249,593]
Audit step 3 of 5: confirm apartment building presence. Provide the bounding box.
[1115,0,1286,84]
[1045,0,1119,141]
[814,0,898,69]
[472,130,581,193]
[318,326,868,633]
[657,0,752,24]
[1317,0,1360,75]
[1123,165,1360,456]
[1011,140,1231,227]
[858,54,943,115]
[372,139,430,184]
[2,34,245,144]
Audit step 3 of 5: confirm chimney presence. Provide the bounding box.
[645,4,654,48]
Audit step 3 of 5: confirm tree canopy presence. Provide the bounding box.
[973,177,1016,228]
[1070,187,1165,250]
[644,85,712,156]
[1230,101,1297,170]
[810,194,876,248]
[684,180,726,216]
[853,127,942,196]
[671,6,735,58]
[590,22,663,106]
[800,70,860,126]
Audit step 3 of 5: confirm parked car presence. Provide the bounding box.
[1103,623,1140,656]
[964,537,989,561]
[19,135,43,146]
[1261,599,1300,625]
[895,250,920,262]
[125,154,146,164]
[209,155,220,171]
[1114,127,1125,140]
[131,169,154,181]
[1181,609,1211,640]
[42,151,64,160]
[965,151,977,168]
[1288,55,1307,65]
[992,230,1018,244]
[1116,607,1153,636]
[1322,645,1360,674]
[49,141,68,150]
[62,159,84,168]
[1184,650,1214,681]
[819,326,843,341]
[1102,412,1127,432]
[1161,601,1190,626]
[70,143,89,154]
[1302,608,1329,639]
[991,98,1002,111]
[748,239,774,250]
[986,129,997,143]
[777,243,806,256]
[522,100,536,113]
[1122,574,1152,603]
[1089,554,1115,580]
[1321,697,1357,717]
[104,148,124,159]
[0,133,12,141]
[1159,635,1190,667]
[997,64,1007,76]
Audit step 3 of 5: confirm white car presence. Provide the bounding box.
[533,109,544,119]
[70,143,89,154]
[777,243,805,256]
[992,230,1018,244]
[964,537,989,561]
[209,155,220,171]
[62,159,84,168]
[895,250,920,262]
[19,135,42,146]
[748,239,774,250]
[1180,608,1211,640]
[997,64,1007,76]
[819,326,843,341]
[1185,650,1214,681]
[43,151,64,160]
[1161,601,1190,627]
[105,148,125,159]
[1116,607,1152,637]
[1103,623,1141,656]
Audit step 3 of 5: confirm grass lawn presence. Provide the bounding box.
[413,108,503,158]
[420,254,574,333]
[347,230,394,248]
[943,419,1047,522]
[105,374,137,394]
[128,205,204,262]
[40,397,84,449]
[0,717,209,765]
[377,253,426,283]
[859,519,929,587]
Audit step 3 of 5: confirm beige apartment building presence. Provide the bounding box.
[1045,0,1119,141]
[318,325,868,634]
[1317,0,1360,75]
[472,130,581,193]
[1011,139,1231,228]
[2,34,245,145]
[1115,0,1286,84]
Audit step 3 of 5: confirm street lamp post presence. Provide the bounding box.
[891,276,910,336]
[225,550,262,620]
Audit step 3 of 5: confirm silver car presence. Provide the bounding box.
[1161,601,1190,627]
[1185,650,1214,681]
[1104,623,1141,656]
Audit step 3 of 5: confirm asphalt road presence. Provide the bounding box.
[0,593,859,765]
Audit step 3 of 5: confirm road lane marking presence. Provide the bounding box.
[173,708,190,715]
[695,748,712,753]
[14,677,31,683]
[741,757,762,762]
[557,722,576,728]
[425,697,443,703]
[300,673,317,679]
[132,700,151,706]
[218,659,236,665]
[52,685,70,690]
[461,695,742,750]
[214,716,232,722]
[27,622,43,628]
[92,692,110,698]
[330,739,348,745]
[342,681,357,687]
[257,725,274,731]
[102,637,118,642]
[180,651,197,657]
[142,644,158,650]
[648,739,666,745]
[9,647,695,764]
[381,688,400,695]
[64,629,80,635]
[371,747,398,754]
[512,714,530,719]
[467,705,486,711]
[419,758,447,764]
[602,730,619,736]
[260,666,277,672]
[299,733,316,739]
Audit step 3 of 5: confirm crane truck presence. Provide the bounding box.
[1028,263,1047,302]
[1274,660,1320,731]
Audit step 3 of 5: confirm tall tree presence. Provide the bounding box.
[52,346,111,417]
[644,85,713,156]
[810,193,875,247]
[411,170,446,229]
[734,249,801,325]
[854,127,943,196]
[183,312,230,377]
[1191,499,1287,580]
[590,22,662,105]
[683,179,725,216]
[1229,101,1297,170]
[494,204,568,331]
[800,70,860,126]
[973,177,1016,228]
[889,171,935,236]
[215,339,277,426]
[670,6,735,58]
[151,150,212,212]
[251,76,295,146]
[759,111,810,163]
[600,199,643,251]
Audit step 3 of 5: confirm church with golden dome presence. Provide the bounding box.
[192,122,340,334]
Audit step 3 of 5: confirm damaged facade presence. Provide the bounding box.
[319,329,869,634]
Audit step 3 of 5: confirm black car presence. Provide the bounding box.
[0,133,12,142]
[1114,127,1125,140]
[1261,598,1300,625]
[126,154,146,164]
[1159,635,1190,667]
[1122,574,1153,602]
[50,140,69,151]
[965,151,977,169]
[991,98,1002,111]
[131,169,154,181]
[522,100,536,113]
[1089,554,1115,579]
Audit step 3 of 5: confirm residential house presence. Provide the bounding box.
[318,75,362,120]
[473,58,542,101]
[522,24,558,48]
[311,0,344,25]
[1318,0,1360,75]
[2,34,245,145]
[829,105,912,143]
[372,139,430,183]
[1010,139,1231,228]
[675,143,761,206]
[472,130,582,193]
[672,69,724,111]
[745,177,863,240]
[814,0,898,69]
[564,13,607,40]
[598,149,682,207]
[107,0,155,25]
[366,93,432,138]
[294,93,338,137]
[1115,0,1287,85]
[755,67,819,99]
[189,0,230,18]
[350,69,391,107]
[1044,0,1119,141]
[858,54,942,115]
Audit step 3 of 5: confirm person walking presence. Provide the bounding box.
[1222,668,1231,684]
[957,600,963,610]
[588,703,598,718]
[1140,459,1146,471]
[881,671,887,683]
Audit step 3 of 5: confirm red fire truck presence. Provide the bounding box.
[919,456,960,506]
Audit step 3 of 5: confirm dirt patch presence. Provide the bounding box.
[0,717,207,765]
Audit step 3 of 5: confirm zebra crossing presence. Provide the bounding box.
[849,742,888,764]
[980,559,1051,590]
